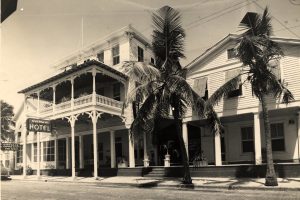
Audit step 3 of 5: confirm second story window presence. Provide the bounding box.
[112,45,120,65]
[113,83,121,101]
[151,57,155,65]
[269,60,281,81]
[193,77,208,100]
[97,51,104,63]
[227,48,237,59]
[225,69,242,98]
[138,46,144,62]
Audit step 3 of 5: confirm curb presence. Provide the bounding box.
[10,178,300,192]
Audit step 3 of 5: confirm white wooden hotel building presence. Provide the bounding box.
[13,26,300,178]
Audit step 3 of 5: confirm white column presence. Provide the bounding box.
[37,132,41,178]
[297,112,300,162]
[254,113,262,165]
[54,138,58,169]
[110,130,116,168]
[182,122,189,159]
[214,133,222,166]
[52,86,56,113]
[71,78,74,109]
[22,125,27,178]
[92,111,98,178]
[66,137,70,169]
[128,129,135,168]
[15,132,18,169]
[70,116,76,179]
[143,132,149,167]
[79,135,84,169]
[92,69,96,105]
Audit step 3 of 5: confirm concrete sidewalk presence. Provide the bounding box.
[8,175,300,191]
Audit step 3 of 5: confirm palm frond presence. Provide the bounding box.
[122,61,161,84]
[207,75,241,107]
[130,92,159,138]
[152,6,185,70]
[205,104,224,135]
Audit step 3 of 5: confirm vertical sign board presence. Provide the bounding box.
[26,118,52,133]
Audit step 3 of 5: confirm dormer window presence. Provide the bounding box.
[227,48,237,59]
[97,51,104,63]
[112,45,120,65]
[138,46,144,62]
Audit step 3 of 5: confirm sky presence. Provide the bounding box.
[1,0,300,114]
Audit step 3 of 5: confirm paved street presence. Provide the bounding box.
[1,180,300,200]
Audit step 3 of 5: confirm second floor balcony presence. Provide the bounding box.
[20,60,128,119]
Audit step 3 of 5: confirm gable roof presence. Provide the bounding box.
[186,34,300,70]
[18,60,128,94]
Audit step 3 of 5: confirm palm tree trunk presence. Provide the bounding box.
[261,94,278,186]
[172,106,192,184]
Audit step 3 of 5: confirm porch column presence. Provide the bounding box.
[89,110,101,179]
[54,138,58,169]
[110,130,116,168]
[52,85,56,113]
[297,111,300,162]
[68,115,77,179]
[143,132,149,167]
[70,78,74,109]
[37,132,41,178]
[79,135,84,169]
[22,128,27,178]
[254,112,262,164]
[214,133,222,166]
[128,129,135,168]
[66,137,70,169]
[15,132,18,169]
[92,69,96,105]
[182,122,189,159]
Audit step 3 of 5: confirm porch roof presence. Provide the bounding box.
[18,60,128,94]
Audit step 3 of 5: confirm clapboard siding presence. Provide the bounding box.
[187,41,300,116]
[281,48,300,101]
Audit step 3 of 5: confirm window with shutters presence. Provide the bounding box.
[225,69,242,98]
[138,46,144,62]
[33,143,41,162]
[17,145,23,163]
[97,51,104,63]
[193,77,208,100]
[227,48,237,59]
[112,45,120,65]
[151,57,155,65]
[271,123,285,151]
[113,83,121,101]
[241,127,254,153]
[43,140,55,161]
[269,60,281,82]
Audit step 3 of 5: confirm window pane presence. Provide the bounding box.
[272,139,285,151]
[242,141,254,152]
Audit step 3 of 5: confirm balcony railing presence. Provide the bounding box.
[96,94,123,108]
[39,93,123,116]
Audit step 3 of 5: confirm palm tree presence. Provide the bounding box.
[207,7,294,186]
[123,6,222,184]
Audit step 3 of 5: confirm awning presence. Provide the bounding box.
[193,77,207,97]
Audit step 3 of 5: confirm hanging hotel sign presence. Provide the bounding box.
[0,142,20,151]
[26,118,52,133]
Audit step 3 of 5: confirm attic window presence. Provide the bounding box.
[227,48,237,59]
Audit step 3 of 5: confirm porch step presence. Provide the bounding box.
[144,168,166,177]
